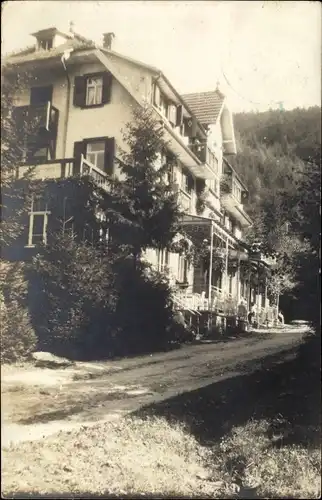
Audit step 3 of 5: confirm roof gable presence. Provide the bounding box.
[182,90,225,126]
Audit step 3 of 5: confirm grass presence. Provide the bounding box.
[2,329,320,498]
[2,416,320,499]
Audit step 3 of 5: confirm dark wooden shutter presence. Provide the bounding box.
[184,117,197,138]
[176,105,183,127]
[187,173,194,193]
[73,76,86,107]
[104,137,115,175]
[101,72,113,104]
[73,141,86,174]
[191,117,197,138]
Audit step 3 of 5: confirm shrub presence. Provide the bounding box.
[34,231,117,360]
[0,262,36,363]
[112,260,176,355]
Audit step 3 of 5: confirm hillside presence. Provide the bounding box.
[231,106,321,211]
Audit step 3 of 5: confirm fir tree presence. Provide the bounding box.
[102,105,181,266]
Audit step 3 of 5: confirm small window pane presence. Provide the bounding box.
[86,77,103,105]
[87,142,105,153]
[86,87,96,106]
[96,152,105,170]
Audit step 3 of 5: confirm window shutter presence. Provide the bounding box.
[101,72,113,104]
[191,117,197,138]
[73,76,86,107]
[73,141,86,174]
[153,84,161,107]
[104,137,115,175]
[176,105,183,127]
[168,105,177,126]
[187,174,194,192]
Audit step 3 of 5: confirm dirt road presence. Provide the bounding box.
[1,326,308,447]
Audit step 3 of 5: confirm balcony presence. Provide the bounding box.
[220,174,252,228]
[178,189,192,213]
[189,143,219,176]
[16,156,110,191]
[13,101,59,138]
[152,106,215,180]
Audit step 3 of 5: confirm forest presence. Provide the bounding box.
[232,106,321,322]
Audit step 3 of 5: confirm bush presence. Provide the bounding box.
[0,262,36,363]
[34,232,117,360]
[112,261,176,356]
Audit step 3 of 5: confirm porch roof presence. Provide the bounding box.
[179,214,236,247]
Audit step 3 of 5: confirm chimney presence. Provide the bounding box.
[103,32,115,50]
[69,21,75,37]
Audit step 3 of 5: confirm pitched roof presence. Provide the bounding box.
[182,90,226,126]
[4,32,95,65]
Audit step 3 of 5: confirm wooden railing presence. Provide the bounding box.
[178,189,192,212]
[80,155,110,191]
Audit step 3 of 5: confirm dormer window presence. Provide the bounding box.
[38,38,53,51]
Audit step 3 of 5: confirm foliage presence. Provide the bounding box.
[233,106,321,315]
[0,262,37,362]
[220,174,231,195]
[34,229,117,359]
[102,105,181,261]
[1,68,37,247]
[195,179,207,215]
[112,260,175,355]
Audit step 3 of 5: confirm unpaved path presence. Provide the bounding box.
[1,326,308,447]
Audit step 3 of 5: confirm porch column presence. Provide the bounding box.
[236,251,241,304]
[256,264,260,325]
[223,236,229,295]
[208,221,214,303]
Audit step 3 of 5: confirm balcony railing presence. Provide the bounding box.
[16,156,110,191]
[189,143,218,175]
[178,189,192,213]
[80,155,110,191]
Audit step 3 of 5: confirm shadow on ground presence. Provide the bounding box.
[132,332,321,449]
[0,494,213,500]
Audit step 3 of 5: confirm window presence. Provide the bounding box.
[159,93,169,118]
[178,255,189,282]
[74,137,115,176]
[208,177,219,196]
[38,38,53,51]
[73,72,112,108]
[86,141,106,170]
[157,248,169,272]
[86,76,103,106]
[27,196,50,247]
[30,85,53,106]
[232,181,242,203]
[224,215,233,232]
[181,168,193,194]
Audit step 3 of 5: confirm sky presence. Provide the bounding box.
[2,0,321,112]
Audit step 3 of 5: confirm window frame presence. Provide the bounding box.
[85,75,104,107]
[178,254,189,283]
[85,140,106,170]
[25,196,51,248]
[157,248,170,272]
